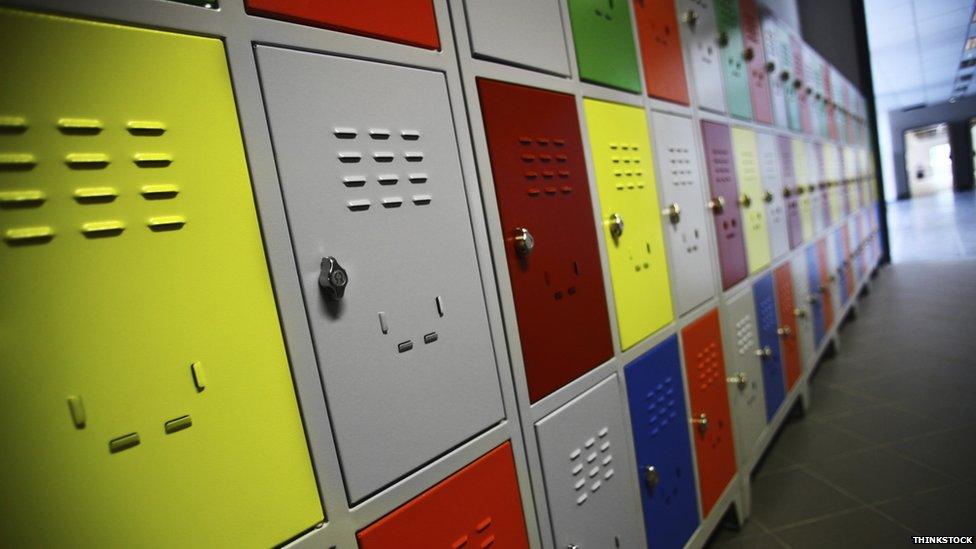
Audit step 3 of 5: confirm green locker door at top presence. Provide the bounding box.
[568,0,642,92]
[715,0,752,120]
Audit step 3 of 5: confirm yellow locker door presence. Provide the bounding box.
[844,147,859,212]
[824,143,842,221]
[731,127,771,273]
[791,138,813,241]
[0,9,322,547]
[583,98,673,350]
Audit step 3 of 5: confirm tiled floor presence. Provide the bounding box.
[888,190,976,262]
[707,198,976,547]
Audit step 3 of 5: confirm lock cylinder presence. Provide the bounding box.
[319,256,348,301]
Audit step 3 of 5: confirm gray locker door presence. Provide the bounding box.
[790,256,815,371]
[256,46,505,502]
[756,132,789,260]
[651,111,716,316]
[761,15,788,128]
[722,289,767,467]
[678,0,726,113]
[465,0,570,75]
[535,375,644,549]
[825,233,842,319]
[805,141,824,234]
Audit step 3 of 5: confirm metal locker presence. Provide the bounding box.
[624,336,700,549]
[823,236,841,324]
[850,217,865,282]
[357,442,530,548]
[805,49,826,138]
[791,35,812,134]
[777,135,803,249]
[721,288,768,465]
[844,147,859,214]
[806,141,826,235]
[651,111,716,316]
[738,0,772,124]
[760,13,788,128]
[680,309,737,517]
[833,229,851,305]
[0,10,322,547]
[780,26,802,133]
[478,80,613,403]
[843,83,855,143]
[791,139,813,242]
[567,0,642,92]
[773,264,802,391]
[465,0,570,76]
[634,0,691,104]
[823,143,842,223]
[804,246,825,346]
[837,147,850,217]
[715,0,753,120]
[677,0,727,113]
[701,120,748,290]
[256,46,505,502]
[246,0,440,49]
[731,126,771,273]
[813,143,832,231]
[790,255,816,371]
[535,374,644,549]
[824,64,838,141]
[752,273,786,422]
[584,98,674,350]
[756,132,789,259]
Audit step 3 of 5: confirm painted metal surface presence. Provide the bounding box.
[753,273,786,421]
[761,13,788,128]
[791,138,813,242]
[715,0,753,120]
[678,0,726,113]
[778,135,803,249]
[721,288,768,464]
[730,126,771,273]
[756,131,789,259]
[701,120,748,290]
[465,0,570,75]
[738,0,772,124]
[773,263,802,391]
[567,0,642,92]
[634,0,690,104]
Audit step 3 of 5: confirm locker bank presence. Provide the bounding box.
[0,0,886,547]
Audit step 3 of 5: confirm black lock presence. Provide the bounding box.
[319,256,348,301]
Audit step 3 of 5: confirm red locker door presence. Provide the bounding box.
[739,0,772,124]
[816,239,834,330]
[681,309,737,517]
[773,264,801,390]
[633,0,689,105]
[478,79,613,403]
[246,0,440,50]
[357,442,529,547]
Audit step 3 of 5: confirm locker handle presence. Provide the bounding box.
[780,70,791,82]
[777,326,793,338]
[717,31,729,48]
[766,61,776,73]
[727,372,747,389]
[644,465,660,492]
[681,9,698,26]
[707,196,725,214]
[763,190,774,203]
[662,203,681,224]
[754,346,772,359]
[319,256,348,301]
[514,227,535,257]
[807,295,819,305]
[783,187,793,198]
[739,193,752,208]
[690,412,709,433]
[608,213,624,238]
[743,47,755,62]
[794,307,808,318]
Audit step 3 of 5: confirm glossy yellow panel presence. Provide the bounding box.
[0,9,322,547]
[791,139,813,241]
[823,143,842,222]
[731,127,770,273]
[583,98,673,350]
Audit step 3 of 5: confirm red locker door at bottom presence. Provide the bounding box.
[773,263,801,390]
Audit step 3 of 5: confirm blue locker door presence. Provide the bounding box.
[624,336,700,549]
[805,246,825,345]
[753,274,785,421]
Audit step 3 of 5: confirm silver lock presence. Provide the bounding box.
[794,307,808,318]
[608,213,624,238]
[743,47,755,61]
[739,193,752,208]
[755,346,772,359]
[663,203,681,224]
[777,325,793,338]
[727,372,747,389]
[681,9,698,26]
[707,196,725,214]
[514,227,534,257]
[763,190,774,203]
[644,465,660,492]
[318,256,348,301]
[691,412,709,433]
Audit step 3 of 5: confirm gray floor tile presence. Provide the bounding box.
[876,481,976,535]
[774,508,917,548]
[708,532,787,549]
[807,447,954,503]
[889,428,976,480]
[805,383,883,419]
[765,417,875,464]
[750,468,861,529]
[828,404,942,445]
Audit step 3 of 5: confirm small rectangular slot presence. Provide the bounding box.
[140,184,179,199]
[346,199,371,211]
[109,432,140,453]
[0,116,27,133]
[475,517,492,532]
[333,127,357,139]
[147,215,186,231]
[574,261,581,276]
[369,128,391,140]
[404,152,424,162]
[81,220,125,237]
[0,153,36,170]
[436,296,444,317]
[67,396,86,429]
[408,173,428,184]
[576,493,588,505]
[591,480,602,492]
[574,478,586,490]
[377,174,398,185]
[65,153,109,168]
[164,415,192,434]
[401,130,420,141]
[378,312,388,334]
[0,190,45,206]
[127,120,167,135]
[338,152,362,163]
[373,152,395,163]
[604,468,615,480]
[4,226,54,243]
[58,117,103,134]
[381,197,403,208]
[479,535,495,548]
[411,194,431,205]
[74,186,119,203]
[342,175,366,187]
[398,340,413,353]
[191,361,206,391]
[423,332,437,344]
[133,153,173,167]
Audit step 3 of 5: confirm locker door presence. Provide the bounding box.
[730,127,771,272]
[845,148,859,213]
[779,27,801,132]
[801,50,819,137]
[837,147,850,216]
[843,84,855,143]
[715,0,753,120]
[791,139,812,241]
[568,0,642,92]
[651,112,716,315]
[465,0,570,76]
[535,375,644,549]
[823,236,841,323]
[778,135,803,249]
[806,141,826,234]
[584,99,673,350]
[757,132,789,259]
[0,10,322,547]
[257,47,504,502]
[701,120,748,290]
[814,143,832,230]
[810,53,828,138]
[824,63,838,141]
[823,144,842,222]
[738,0,772,124]
[478,80,613,403]
[357,442,529,548]
[791,35,811,134]
[805,246,825,346]
[753,273,786,421]
[773,264,802,391]
[721,289,768,465]
[835,229,853,304]
[624,336,700,549]
[677,0,726,113]
[790,256,815,371]
[681,309,737,516]
[246,0,439,50]
[849,218,865,282]
[761,15,788,127]
[635,0,690,104]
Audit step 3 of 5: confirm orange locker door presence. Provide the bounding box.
[633,0,689,104]
[773,264,802,390]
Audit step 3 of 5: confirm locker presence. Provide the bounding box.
[844,148,859,213]
[701,120,748,290]
[858,149,871,208]
[791,35,811,134]
[567,0,642,92]
[773,264,802,391]
[738,0,772,124]
[778,135,803,249]
[805,49,826,138]
[756,132,790,259]
[584,99,674,349]
[813,143,832,231]
[246,0,439,50]
[680,309,737,516]
[257,46,504,502]
[730,126,771,272]
[753,273,786,421]
[790,255,816,371]
[823,236,841,323]
[837,147,850,217]
[465,0,570,76]
[677,0,726,113]
[824,64,838,140]
[806,141,826,234]
[760,14,788,127]
[843,83,855,143]
[535,375,644,549]
[651,112,716,315]
[624,336,700,549]
[837,229,854,304]
[357,442,530,548]
[791,139,813,242]
[817,240,835,335]
[721,288,768,465]
[715,0,753,119]
[634,0,690,104]
[823,144,842,222]
[805,246,826,346]
[478,80,613,403]
[0,10,322,547]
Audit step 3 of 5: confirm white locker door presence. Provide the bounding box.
[677,0,726,113]
[756,131,790,260]
[722,288,767,467]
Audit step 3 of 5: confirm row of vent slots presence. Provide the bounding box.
[0,185,179,207]
[338,151,422,164]
[333,128,419,141]
[0,116,167,136]
[3,216,186,242]
[0,152,173,169]
[108,414,192,454]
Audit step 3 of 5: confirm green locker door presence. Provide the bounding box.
[715,0,753,120]
[568,0,642,92]
[0,9,322,547]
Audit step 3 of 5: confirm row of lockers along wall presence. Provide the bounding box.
[0,1,880,547]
